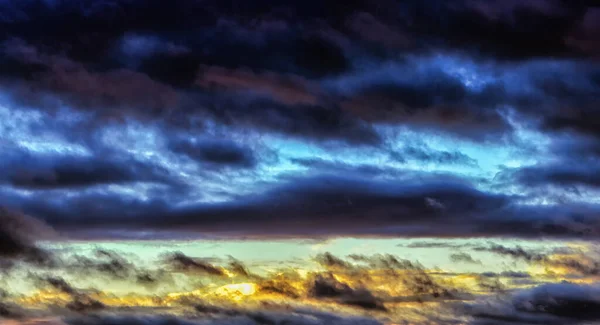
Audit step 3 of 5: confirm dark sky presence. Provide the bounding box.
[0,0,599,240]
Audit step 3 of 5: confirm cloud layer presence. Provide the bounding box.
[0,0,600,242]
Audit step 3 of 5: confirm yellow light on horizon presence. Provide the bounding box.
[215,283,257,300]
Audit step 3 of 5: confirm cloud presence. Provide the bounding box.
[69,250,133,280]
[2,2,600,324]
[62,309,384,325]
[9,169,600,240]
[479,271,531,279]
[315,252,353,270]
[196,65,319,105]
[463,282,600,324]
[309,273,387,311]
[474,243,600,277]
[64,249,170,288]
[473,244,546,263]
[497,134,600,192]
[169,139,257,168]
[1,39,179,116]
[391,144,479,166]
[162,252,226,277]
[196,94,383,146]
[36,276,105,313]
[0,0,595,149]
[334,253,466,302]
[501,163,600,189]
[326,61,512,141]
[0,0,598,243]
[226,258,251,278]
[0,207,55,267]
[20,173,509,237]
[449,253,481,264]
[403,241,475,249]
[0,148,174,190]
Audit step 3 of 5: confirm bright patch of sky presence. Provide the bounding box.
[0,98,90,156]
[44,237,573,275]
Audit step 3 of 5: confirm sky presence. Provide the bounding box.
[0,0,600,324]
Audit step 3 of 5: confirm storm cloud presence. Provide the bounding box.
[0,0,598,242]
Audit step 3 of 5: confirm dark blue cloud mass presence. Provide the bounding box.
[0,0,597,240]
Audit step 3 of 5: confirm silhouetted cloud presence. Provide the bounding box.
[463,283,600,324]
[480,271,531,279]
[0,207,55,267]
[170,139,257,168]
[36,276,105,313]
[309,273,387,311]
[474,244,600,277]
[473,244,546,262]
[163,252,226,277]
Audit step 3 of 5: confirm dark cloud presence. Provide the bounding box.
[0,207,55,267]
[258,278,302,299]
[198,94,383,146]
[498,133,600,192]
[328,64,512,142]
[63,309,384,325]
[473,244,546,262]
[315,252,353,270]
[475,276,506,293]
[528,66,600,140]
[1,39,180,115]
[463,282,600,324]
[66,250,169,287]
[411,0,591,60]
[9,171,600,239]
[342,253,466,302]
[1,150,173,190]
[170,139,256,168]
[37,276,106,313]
[0,289,24,319]
[70,250,133,280]
[540,105,600,140]
[501,163,600,189]
[480,271,531,278]
[41,276,78,295]
[309,273,387,311]
[1,0,597,66]
[163,252,226,277]
[474,243,600,277]
[0,0,598,244]
[348,254,420,271]
[0,301,23,319]
[22,173,509,237]
[400,267,459,300]
[227,258,251,278]
[196,65,319,105]
[0,0,595,146]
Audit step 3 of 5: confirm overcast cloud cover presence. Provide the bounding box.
[1,0,600,324]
